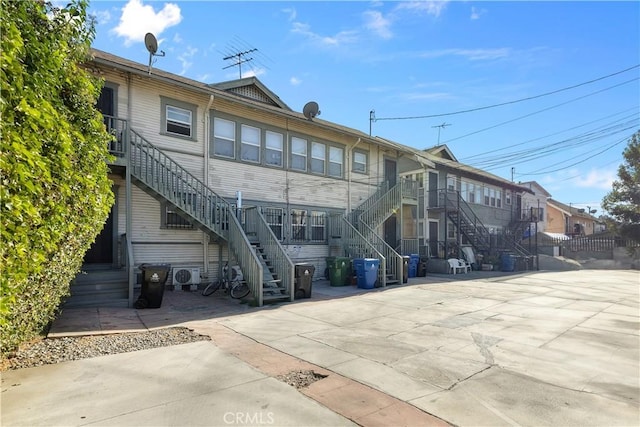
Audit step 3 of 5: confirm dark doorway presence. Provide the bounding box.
[97,86,115,116]
[428,172,438,207]
[515,194,522,220]
[429,221,439,258]
[384,159,397,188]
[84,209,114,264]
[384,214,398,251]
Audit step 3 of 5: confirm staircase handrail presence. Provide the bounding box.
[443,190,492,250]
[228,212,264,305]
[359,220,403,286]
[359,182,402,231]
[341,217,386,286]
[128,129,232,238]
[348,181,389,225]
[244,207,295,302]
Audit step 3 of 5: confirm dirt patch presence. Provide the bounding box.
[277,369,328,389]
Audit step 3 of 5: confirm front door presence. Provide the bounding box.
[384,214,398,251]
[97,86,115,117]
[384,158,397,188]
[428,172,438,207]
[429,221,439,258]
[84,208,114,264]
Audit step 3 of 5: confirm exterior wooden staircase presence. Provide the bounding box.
[71,116,293,307]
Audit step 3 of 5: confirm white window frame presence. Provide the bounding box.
[353,150,368,174]
[265,130,284,167]
[213,117,235,158]
[311,141,326,174]
[291,137,307,172]
[328,146,343,178]
[291,209,307,241]
[240,124,261,163]
[161,96,197,140]
[310,211,326,242]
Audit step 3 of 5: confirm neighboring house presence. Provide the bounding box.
[72,49,536,308]
[546,199,598,236]
[518,181,552,233]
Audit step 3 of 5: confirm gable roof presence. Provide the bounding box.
[423,145,457,161]
[547,199,597,220]
[519,181,552,198]
[209,77,291,110]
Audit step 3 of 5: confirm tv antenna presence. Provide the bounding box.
[432,122,451,145]
[303,102,320,121]
[223,48,257,79]
[145,32,165,75]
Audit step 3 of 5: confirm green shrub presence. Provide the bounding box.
[0,0,114,355]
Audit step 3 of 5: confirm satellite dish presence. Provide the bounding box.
[303,101,320,120]
[144,32,165,75]
[144,33,158,54]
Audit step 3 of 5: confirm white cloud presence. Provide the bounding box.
[177,46,197,76]
[573,168,617,190]
[91,9,112,26]
[290,77,302,86]
[282,7,297,22]
[113,0,182,47]
[291,22,358,48]
[396,1,449,18]
[363,10,393,39]
[470,6,486,20]
[418,48,511,61]
[173,33,182,43]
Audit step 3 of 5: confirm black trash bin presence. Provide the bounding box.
[294,264,315,299]
[136,263,171,309]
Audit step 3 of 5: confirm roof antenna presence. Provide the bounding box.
[222,48,257,79]
[145,32,165,75]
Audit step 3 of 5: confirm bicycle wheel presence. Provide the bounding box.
[230,281,250,299]
[202,279,223,296]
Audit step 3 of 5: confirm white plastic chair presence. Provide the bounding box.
[448,258,470,274]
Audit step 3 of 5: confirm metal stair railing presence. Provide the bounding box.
[129,129,231,238]
[244,207,295,303]
[348,181,389,226]
[228,212,264,305]
[126,129,264,304]
[341,217,387,286]
[359,182,401,231]
[359,221,403,285]
[441,190,492,252]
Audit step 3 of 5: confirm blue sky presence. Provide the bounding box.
[87,1,639,216]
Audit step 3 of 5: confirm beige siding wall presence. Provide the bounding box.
[100,64,395,273]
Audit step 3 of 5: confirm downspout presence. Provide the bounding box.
[203,95,214,276]
[347,138,361,213]
[126,72,133,307]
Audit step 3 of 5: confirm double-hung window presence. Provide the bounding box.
[291,137,307,171]
[240,124,260,163]
[311,142,326,174]
[329,146,343,178]
[353,151,367,174]
[496,190,502,208]
[213,117,235,158]
[161,97,197,140]
[265,131,283,167]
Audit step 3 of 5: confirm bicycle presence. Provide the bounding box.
[202,265,251,299]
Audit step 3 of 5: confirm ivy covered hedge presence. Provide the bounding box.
[1,0,114,354]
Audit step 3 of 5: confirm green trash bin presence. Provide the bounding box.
[327,256,350,286]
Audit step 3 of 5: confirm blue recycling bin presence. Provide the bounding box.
[354,258,379,289]
[501,253,516,272]
[408,254,420,278]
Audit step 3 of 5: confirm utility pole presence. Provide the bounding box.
[369,110,376,136]
[431,122,451,146]
[511,167,515,182]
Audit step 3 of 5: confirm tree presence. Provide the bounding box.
[1,0,114,354]
[602,131,640,243]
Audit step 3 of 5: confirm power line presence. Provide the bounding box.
[373,64,639,121]
[442,77,638,144]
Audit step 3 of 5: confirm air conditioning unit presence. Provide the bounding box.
[172,267,200,291]
[227,265,243,282]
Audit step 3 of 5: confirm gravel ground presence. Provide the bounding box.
[277,370,328,389]
[2,327,210,371]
